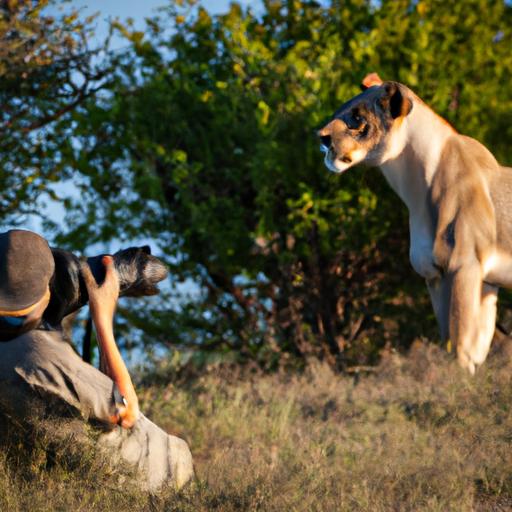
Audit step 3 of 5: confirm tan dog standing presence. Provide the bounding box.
[318,73,512,373]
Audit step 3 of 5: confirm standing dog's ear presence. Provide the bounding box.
[361,72,383,90]
[379,81,413,119]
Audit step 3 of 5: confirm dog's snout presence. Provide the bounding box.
[145,256,169,284]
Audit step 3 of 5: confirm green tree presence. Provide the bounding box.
[50,0,512,368]
[0,0,112,220]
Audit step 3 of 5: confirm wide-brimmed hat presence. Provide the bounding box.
[0,230,54,313]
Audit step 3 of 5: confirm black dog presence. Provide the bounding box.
[44,246,168,360]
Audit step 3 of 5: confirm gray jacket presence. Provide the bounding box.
[0,328,194,491]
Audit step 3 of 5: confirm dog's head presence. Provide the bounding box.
[317,73,413,174]
[44,245,169,326]
[103,245,168,297]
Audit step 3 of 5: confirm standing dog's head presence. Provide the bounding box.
[317,73,413,173]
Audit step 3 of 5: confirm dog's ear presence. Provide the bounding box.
[361,72,383,90]
[141,245,151,255]
[379,81,413,119]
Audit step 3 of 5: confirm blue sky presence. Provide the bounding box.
[74,0,248,18]
[73,0,252,44]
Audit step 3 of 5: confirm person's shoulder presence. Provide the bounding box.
[11,326,68,352]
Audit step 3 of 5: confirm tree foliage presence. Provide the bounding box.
[0,0,112,219]
[4,0,512,368]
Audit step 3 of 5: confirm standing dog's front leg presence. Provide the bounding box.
[449,263,497,374]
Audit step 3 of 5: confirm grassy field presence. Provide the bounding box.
[2,340,512,511]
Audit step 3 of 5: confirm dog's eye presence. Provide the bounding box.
[346,110,365,130]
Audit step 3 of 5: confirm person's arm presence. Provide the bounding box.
[82,256,140,428]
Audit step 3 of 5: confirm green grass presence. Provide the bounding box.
[2,341,512,511]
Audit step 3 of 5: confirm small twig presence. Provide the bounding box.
[345,365,377,374]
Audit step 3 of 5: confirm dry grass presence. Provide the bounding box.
[2,340,512,511]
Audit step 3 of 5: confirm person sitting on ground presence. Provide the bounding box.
[0,229,193,490]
